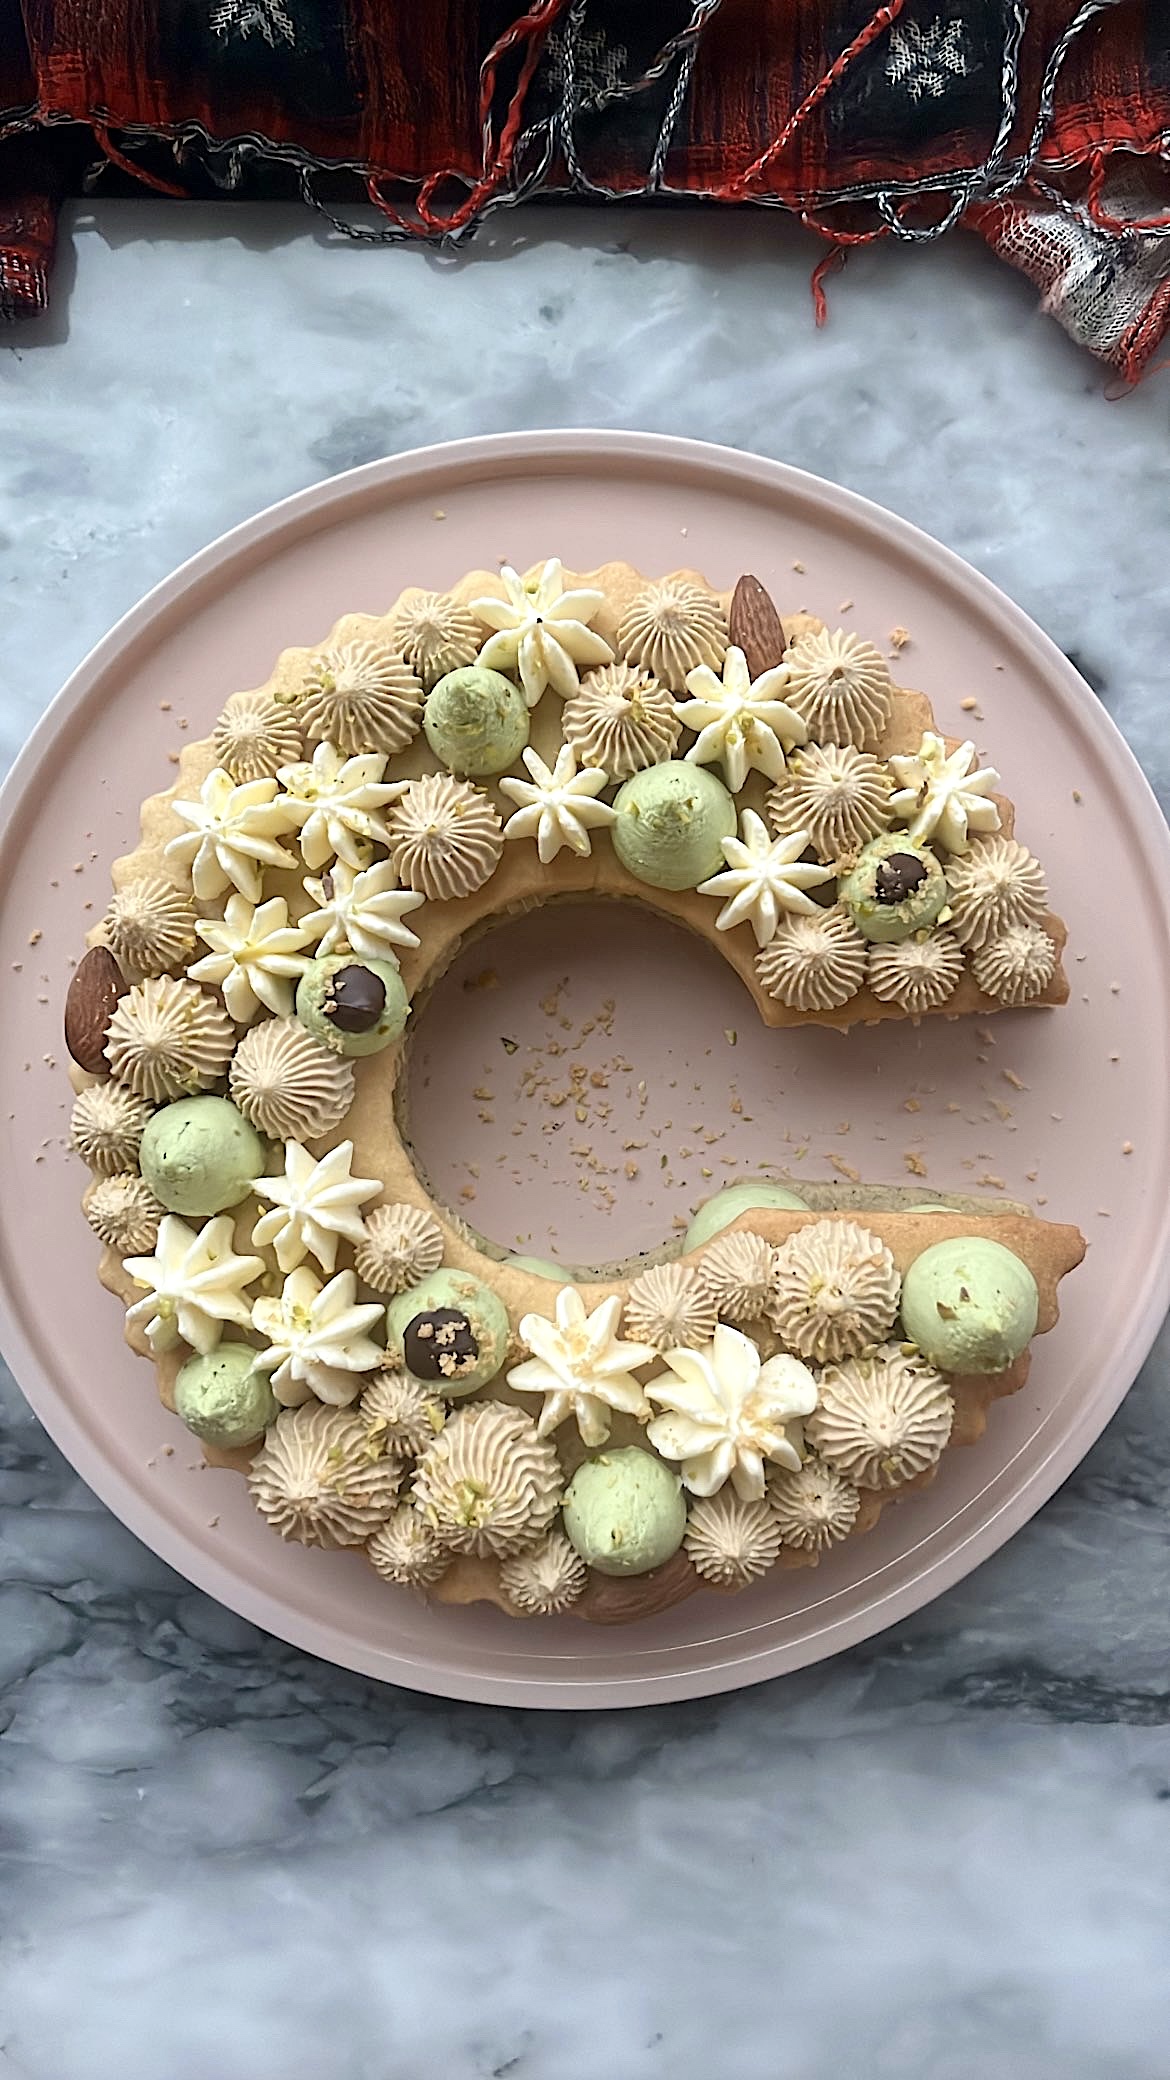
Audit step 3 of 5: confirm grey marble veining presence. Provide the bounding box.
[1,202,1169,2080]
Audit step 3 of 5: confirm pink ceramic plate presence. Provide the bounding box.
[2,432,1167,1709]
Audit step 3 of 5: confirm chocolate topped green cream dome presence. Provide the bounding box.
[386,1269,511,1396]
[295,955,409,1057]
[839,832,948,944]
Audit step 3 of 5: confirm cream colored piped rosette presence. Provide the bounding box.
[73,560,1082,1627]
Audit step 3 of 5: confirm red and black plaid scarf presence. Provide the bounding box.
[2,2,1169,377]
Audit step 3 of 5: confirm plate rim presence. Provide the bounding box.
[3,427,1168,1709]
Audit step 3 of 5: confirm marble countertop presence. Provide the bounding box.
[2,200,1168,2080]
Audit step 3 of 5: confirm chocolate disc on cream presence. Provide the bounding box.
[327,963,387,1033]
[386,1269,511,1394]
[838,833,948,944]
[295,954,408,1057]
[875,851,928,904]
[403,1306,479,1383]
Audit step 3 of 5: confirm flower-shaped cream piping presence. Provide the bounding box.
[698,809,835,947]
[85,1172,164,1256]
[617,579,727,690]
[561,664,680,778]
[767,743,892,861]
[166,768,302,901]
[805,1346,953,1490]
[251,1266,385,1407]
[251,1405,401,1547]
[353,1203,444,1296]
[767,1455,861,1551]
[105,976,235,1102]
[391,590,481,690]
[359,1369,445,1460]
[69,1081,151,1174]
[102,874,197,976]
[684,1489,783,1586]
[213,690,303,783]
[781,628,893,749]
[500,744,617,864]
[251,1139,381,1275]
[507,1286,656,1447]
[298,639,422,756]
[867,932,964,1016]
[124,1214,263,1355]
[366,1502,449,1586]
[300,860,425,965]
[944,836,1047,949]
[470,559,613,705]
[228,1019,355,1142]
[645,1325,817,1500]
[623,1262,717,1353]
[190,894,312,1022]
[699,1230,776,1323]
[970,922,1058,1006]
[412,1403,562,1559]
[678,644,807,793]
[277,743,407,870]
[889,732,1001,855]
[754,908,866,1013]
[768,1219,900,1364]
[384,774,503,901]
[499,1531,587,1616]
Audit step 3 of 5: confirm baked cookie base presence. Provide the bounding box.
[89,1181,1084,1624]
[81,563,1078,1624]
[104,566,1067,1033]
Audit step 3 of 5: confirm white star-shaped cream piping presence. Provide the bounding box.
[698,808,835,946]
[646,1325,818,1500]
[499,743,617,864]
[166,768,302,901]
[124,1213,264,1355]
[251,1139,381,1275]
[889,731,1001,854]
[251,1266,385,1407]
[300,859,425,965]
[277,742,408,870]
[507,1286,656,1447]
[678,644,808,793]
[189,893,313,1021]
[470,559,614,706]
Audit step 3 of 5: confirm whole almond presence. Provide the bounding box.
[64,946,127,1075]
[729,573,787,678]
